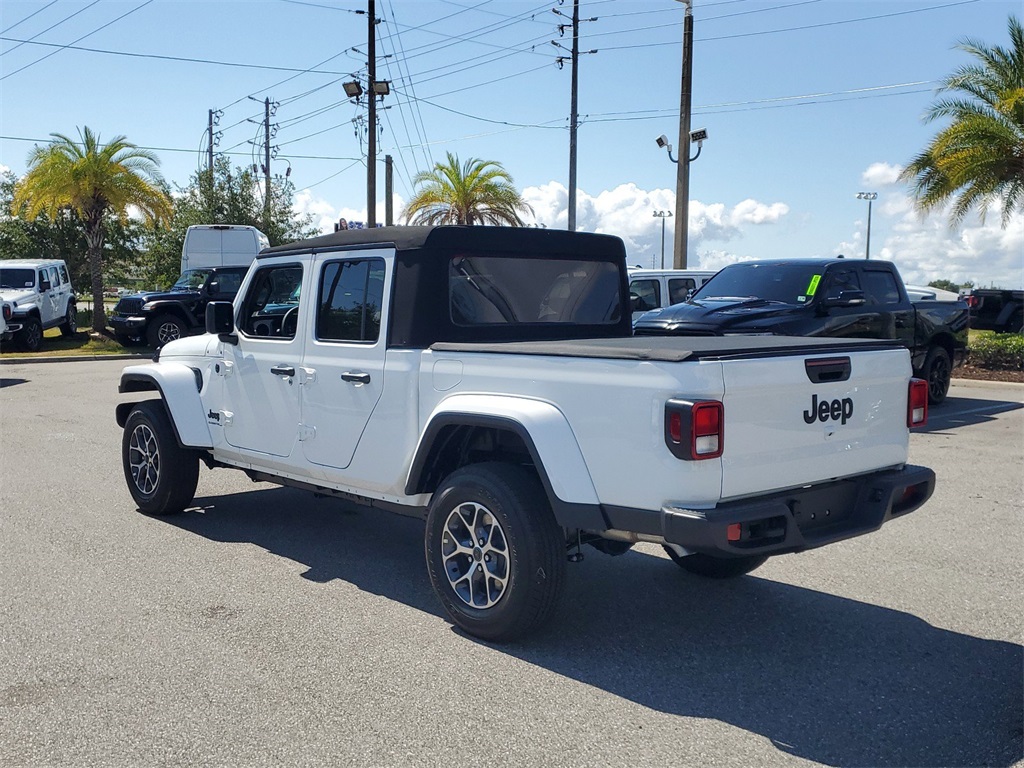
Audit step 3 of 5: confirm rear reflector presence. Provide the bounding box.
[665,399,724,460]
[907,378,928,427]
[727,523,742,542]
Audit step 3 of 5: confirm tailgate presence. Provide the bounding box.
[719,347,911,500]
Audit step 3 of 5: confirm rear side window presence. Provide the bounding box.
[59,264,70,284]
[861,270,901,305]
[668,278,696,305]
[317,258,386,342]
[629,279,661,312]
[449,255,621,326]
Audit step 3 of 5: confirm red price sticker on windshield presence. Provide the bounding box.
[806,274,822,296]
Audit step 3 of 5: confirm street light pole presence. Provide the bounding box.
[856,191,877,259]
[653,210,672,269]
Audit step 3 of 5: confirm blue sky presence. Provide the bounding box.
[2,0,1022,288]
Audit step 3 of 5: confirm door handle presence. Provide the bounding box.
[271,365,295,377]
[341,371,371,384]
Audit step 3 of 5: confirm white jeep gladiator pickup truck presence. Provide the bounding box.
[116,226,934,641]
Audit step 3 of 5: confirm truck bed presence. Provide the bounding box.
[430,335,905,363]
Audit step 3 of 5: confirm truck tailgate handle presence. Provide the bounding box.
[341,371,371,384]
[271,364,296,377]
[805,356,851,383]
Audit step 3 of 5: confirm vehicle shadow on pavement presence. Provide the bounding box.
[917,395,1023,433]
[167,486,1022,768]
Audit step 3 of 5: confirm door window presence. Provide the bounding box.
[861,270,901,305]
[629,279,661,312]
[668,278,696,305]
[316,258,386,343]
[825,269,861,299]
[238,264,303,339]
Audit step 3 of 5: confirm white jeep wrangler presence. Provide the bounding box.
[116,226,934,641]
[0,259,77,352]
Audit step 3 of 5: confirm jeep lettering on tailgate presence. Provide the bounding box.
[803,394,854,425]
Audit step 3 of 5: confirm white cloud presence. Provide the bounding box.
[862,162,903,187]
[0,164,10,176]
[521,181,789,269]
[293,189,404,233]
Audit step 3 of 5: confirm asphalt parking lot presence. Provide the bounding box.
[1,359,1021,767]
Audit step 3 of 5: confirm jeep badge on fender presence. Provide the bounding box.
[803,394,854,425]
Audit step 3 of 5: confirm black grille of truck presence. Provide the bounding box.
[114,298,144,315]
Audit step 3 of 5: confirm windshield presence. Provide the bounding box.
[171,269,212,291]
[692,263,823,305]
[0,268,36,290]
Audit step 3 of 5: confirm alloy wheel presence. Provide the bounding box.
[128,423,160,495]
[441,501,510,609]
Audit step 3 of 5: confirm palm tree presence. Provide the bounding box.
[901,16,1024,227]
[12,127,172,331]
[403,152,532,226]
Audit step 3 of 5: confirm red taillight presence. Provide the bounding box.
[964,294,978,308]
[1,304,10,321]
[665,399,724,460]
[907,378,928,427]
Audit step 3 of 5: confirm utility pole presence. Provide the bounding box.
[568,0,579,231]
[553,2,596,232]
[367,0,377,227]
[264,97,272,229]
[207,109,215,175]
[385,154,394,226]
[673,0,694,269]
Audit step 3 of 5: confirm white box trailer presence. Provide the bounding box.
[181,225,269,271]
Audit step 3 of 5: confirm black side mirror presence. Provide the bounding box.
[824,289,866,308]
[629,292,640,312]
[207,281,220,296]
[206,301,237,343]
[40,279,51,291]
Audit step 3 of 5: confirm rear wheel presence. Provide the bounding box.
[662,547,769,578]
[121,401,199,515]
[922,345,951,405]
[16,317,42,352]
[59,304,78,336]
[147,314,186,348]
[425,463,566,641]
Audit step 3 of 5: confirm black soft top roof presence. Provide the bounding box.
[260,224,632,348]
[260,224,625,259]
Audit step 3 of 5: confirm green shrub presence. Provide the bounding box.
[968,332,1024,370]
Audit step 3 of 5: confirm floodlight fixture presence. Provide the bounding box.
[371,80,391,96]
[343,81,363,99]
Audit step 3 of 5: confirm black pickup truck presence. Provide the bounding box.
[962,289,1023,333]
[109,266,249,348]
[634,258,968,404]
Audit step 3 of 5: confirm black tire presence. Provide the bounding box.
[16,316,42,352]
[147,314,186,348]
[59,303,78,337]
[662,546,769,578]
[425,462,566,642]
[114,332,136,347]
[121,401,199,515]
[922,345,951,405]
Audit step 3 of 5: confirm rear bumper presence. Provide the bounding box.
[605,465,935,557]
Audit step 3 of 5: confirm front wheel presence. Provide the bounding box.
[60,304,78,336]
[121,401,199,515]
[147,314,186,348]
[663,547,769,578]
[16,317,42,352]
[922,345,951,405]
[425,463,566,642]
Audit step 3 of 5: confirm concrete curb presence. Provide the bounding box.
[1,354,151,365]
[949,377,1024,391]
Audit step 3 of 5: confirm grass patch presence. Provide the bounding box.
[0,327,144,358]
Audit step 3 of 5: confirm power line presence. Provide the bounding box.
[0,34,352,76]
[599,0,981,51]
[0,134,360,162]
[0,0,154,81]
[0,0,59,35]
[392,87,564,130]
[0,0,101,57]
